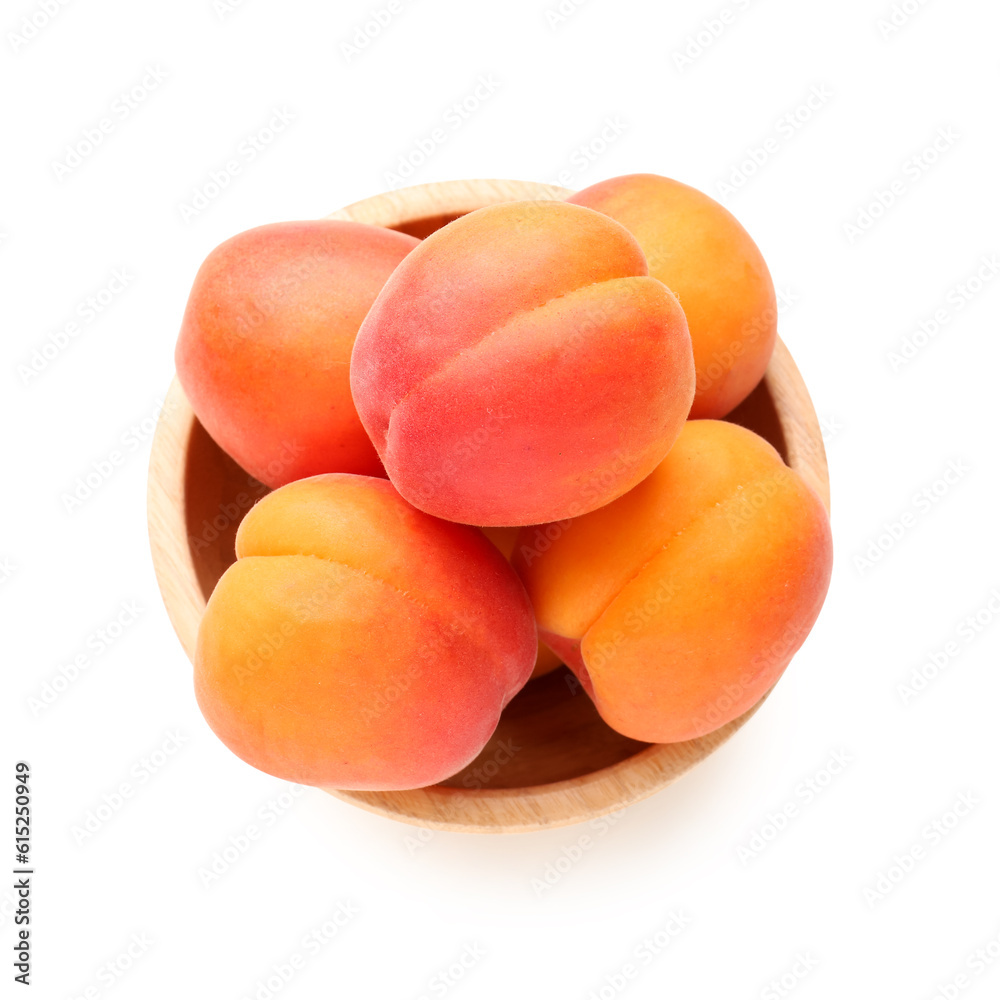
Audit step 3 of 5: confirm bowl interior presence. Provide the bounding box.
[180,205,791,792]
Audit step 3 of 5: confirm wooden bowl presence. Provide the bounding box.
[148,179,830,834]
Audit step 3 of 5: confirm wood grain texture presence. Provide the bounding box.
[147,178,830,834]
[147,381,202,665]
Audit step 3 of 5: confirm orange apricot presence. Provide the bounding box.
[568,174,777,418]
[350,200,695,526]
[194,474,537,790]
[513,420,832,743]
[176,220,418,488]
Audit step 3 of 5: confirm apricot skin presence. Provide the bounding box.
[568,174,777,419]
[176,220,419,488]
[480,525,563,679]
[512,421,832,744]
[194,474,537,790]
[350,200,695,527]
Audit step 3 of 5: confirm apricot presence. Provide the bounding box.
[480,525,563,679]
[512,421,832,743]
[350,200,695,526]
[567,174,777,418]
[194,474,537,790]
[176,220,419,488]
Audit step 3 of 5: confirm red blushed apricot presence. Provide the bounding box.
[194,475,537,790]
[568,174,777,419]
[350,201,695,526]
[481,525,563,679]
[176,220,419,488]
[513,421,832,744]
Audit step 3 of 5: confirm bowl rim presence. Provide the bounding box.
[148,178,830,834]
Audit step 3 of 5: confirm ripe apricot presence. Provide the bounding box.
[176,220,418,488]
[513,421,832,743]
[350,201,695,526]
[194,474,537,790]
[568,174,777,418]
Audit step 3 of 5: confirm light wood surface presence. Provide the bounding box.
[147,178,830,834]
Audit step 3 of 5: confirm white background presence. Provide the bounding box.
[3,0,1000,996]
